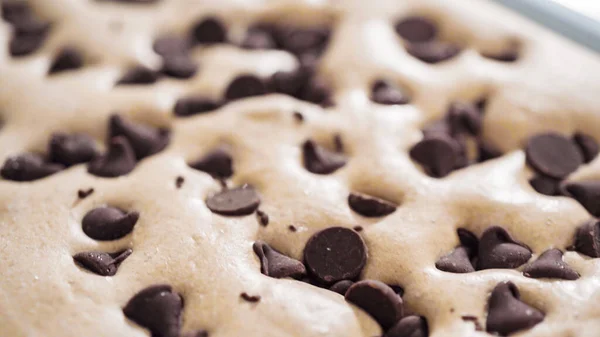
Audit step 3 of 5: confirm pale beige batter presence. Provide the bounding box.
[1,0,600,336]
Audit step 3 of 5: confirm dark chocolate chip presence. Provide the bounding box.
[523,248,579,280]
[300,77,332,106]
[175,176,184,188]
[371,80,410,105]
[461,315,483,331]
[457,228,479,251]
[240,292,261,303]
[348,192,397,217]
[481,46,520,63]
[206,185,260,216]
[191,17,226,44]
[447,101,481,136]
[269,69,310,97]
[485,281,544,336]
[384,315,429,337]
[82,206,139,241]
[9,32,47,56]
[1,1,29,25]
[304,227,367,283]
[562,181,600,217]
[395,16,438,43]
[49,133,98,166]
[409,134,459,178]
[293,111,304,123]
[302,140,347,175]
[525,133,583,179]
[405,41,461,64]
[188,146,233,179]
[275,27,330,55]
[153,36,189,57]
[256,209,269,226]
[109,114,169,159]
[116,66,159,85]
[573,219,600,258]
[123,285,183,337]
[87,136,137,177]
[173,96,221,117]
[253,241,306,279]
[477,226,531,270]
[353,225,363,232]
[435,246,475,273]
[1,153,63,181]
[161,54,198,79]
[73,249,132,276]
[288,225,297,232]
[48,47,83,74]
[345,280,404,330]
[241,26,276,50]
[329,280,354,295]
[78,188,94,199]
[224,75,267,100]
[529,175,561,196]
[573,132,599,164]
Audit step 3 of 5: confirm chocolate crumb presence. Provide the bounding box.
[353,226,363,232]
[78,188,94,199]
[240,292,261,303]
[256,209,269,226]
[461,315,483,331]
[176,176,184,188]
[288,225,297,232]
[293,111,304,123]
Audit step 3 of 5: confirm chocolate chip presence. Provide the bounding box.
[485,281,544,336]
[405,42,461,64]
[275,27,330,56]
[49,133,98,166]
[87,136,137,177]
[302,140,347,175]
[562,181,600,217]
[240,292,261,303]
[348,192,397,217]
[573,132,599,163]
[268,69,310,97]
[1,1,29,24]
[529,175,561,196]
[224,75,267,100]
[409,134,459,178]
[9,32,47,57]
[73,249,132,276]
[384,315,429,337]
[175,176,184,188]
[457,228,479,250]
[82,206,139,241]
[435,246,475,273]
[1,153,63,181]
[161,54,198,79]
[304,227,367,283]
[174,96,221,117]
[300,77,332,106]
[78,188,94,199]
[191,17,226,44]
[256,209,269,226]
[123,285,183,337]
[481,45,520,63]
[109,114,169,159]
[329,280,354,295]
[189,146,233,179]
[573,219,600,258]
[525,133,583,179]
[353,226,363,232]
[461,315,483,331]
[447,102,481,136]
[253,241,306,279]
[293,111,304,123]
[288,225,297,232]
[206,185,260,216]
[48,46,84,74]
[395,16,437,43]
[153,36,189,57]
[345,280,404,330]
[241,25,276,50]
[523,248,579,280]
[116,66,159,85]
[371,80,410,105]
[477,226,531,270]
